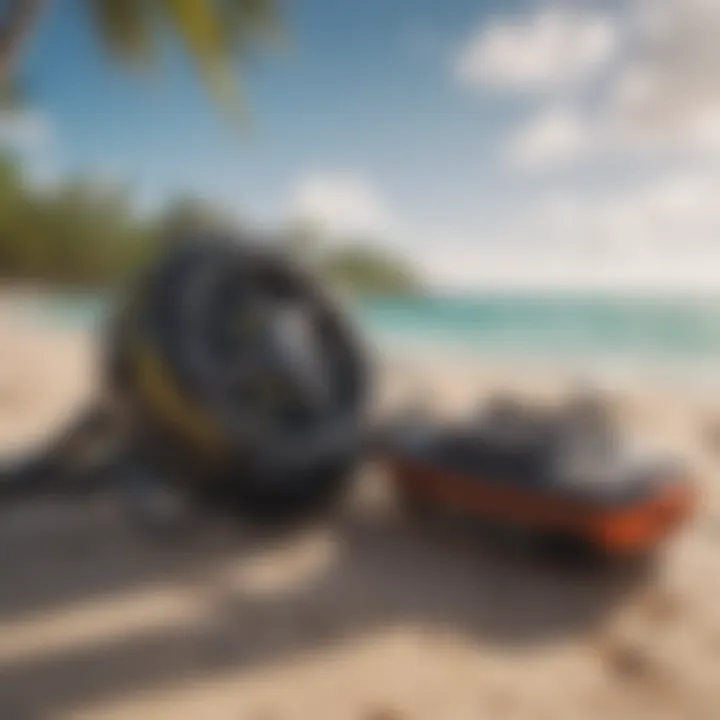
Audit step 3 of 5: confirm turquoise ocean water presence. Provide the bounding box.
[359,295,720,361]
[20,292,720,380]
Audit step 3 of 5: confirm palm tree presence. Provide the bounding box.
[0,0,279,105]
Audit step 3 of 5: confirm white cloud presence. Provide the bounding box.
[429,1,720,289]
[287,2,720,291]
[507,107,592,169]
[605,0,720,156]
[288,172,394,240]
[426,171,720,292]
[283,167,720,293]
[498,0,720,171]
[455,8,617,91]
[0,110,51,150]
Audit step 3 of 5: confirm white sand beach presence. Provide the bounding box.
[0,294,719,720]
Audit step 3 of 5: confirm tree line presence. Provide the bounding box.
[0,154,422,296]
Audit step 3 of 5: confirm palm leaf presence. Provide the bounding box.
[86,0,155,66]
[219,0,280,51]
[162,0,238,103]
[86,0,279,110]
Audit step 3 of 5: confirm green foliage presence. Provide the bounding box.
[320,243,422,297]
[0,1,425,297]
[85,0,280,107]
[0,154,158,287]
[0,155,423,296]
[281,223,423,297]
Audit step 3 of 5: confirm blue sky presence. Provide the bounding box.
[6,0,720,291]
[23,0,510,220]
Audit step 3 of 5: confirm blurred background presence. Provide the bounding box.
[0,1,719,718]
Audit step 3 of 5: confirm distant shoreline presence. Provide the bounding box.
[4,285,720,399]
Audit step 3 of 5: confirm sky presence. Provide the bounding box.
[2,0,720,293]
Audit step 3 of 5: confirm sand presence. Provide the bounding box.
[0,296,719,720]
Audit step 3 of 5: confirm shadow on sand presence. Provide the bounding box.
[0,477,652,718]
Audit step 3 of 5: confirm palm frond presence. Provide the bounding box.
[219,0,280,51]
[86,0,280,110]
[162,0,237,102]
[86,0,155,66]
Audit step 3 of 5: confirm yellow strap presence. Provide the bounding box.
[130,335,225,457]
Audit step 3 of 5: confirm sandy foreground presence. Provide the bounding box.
[0,298,719,720]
